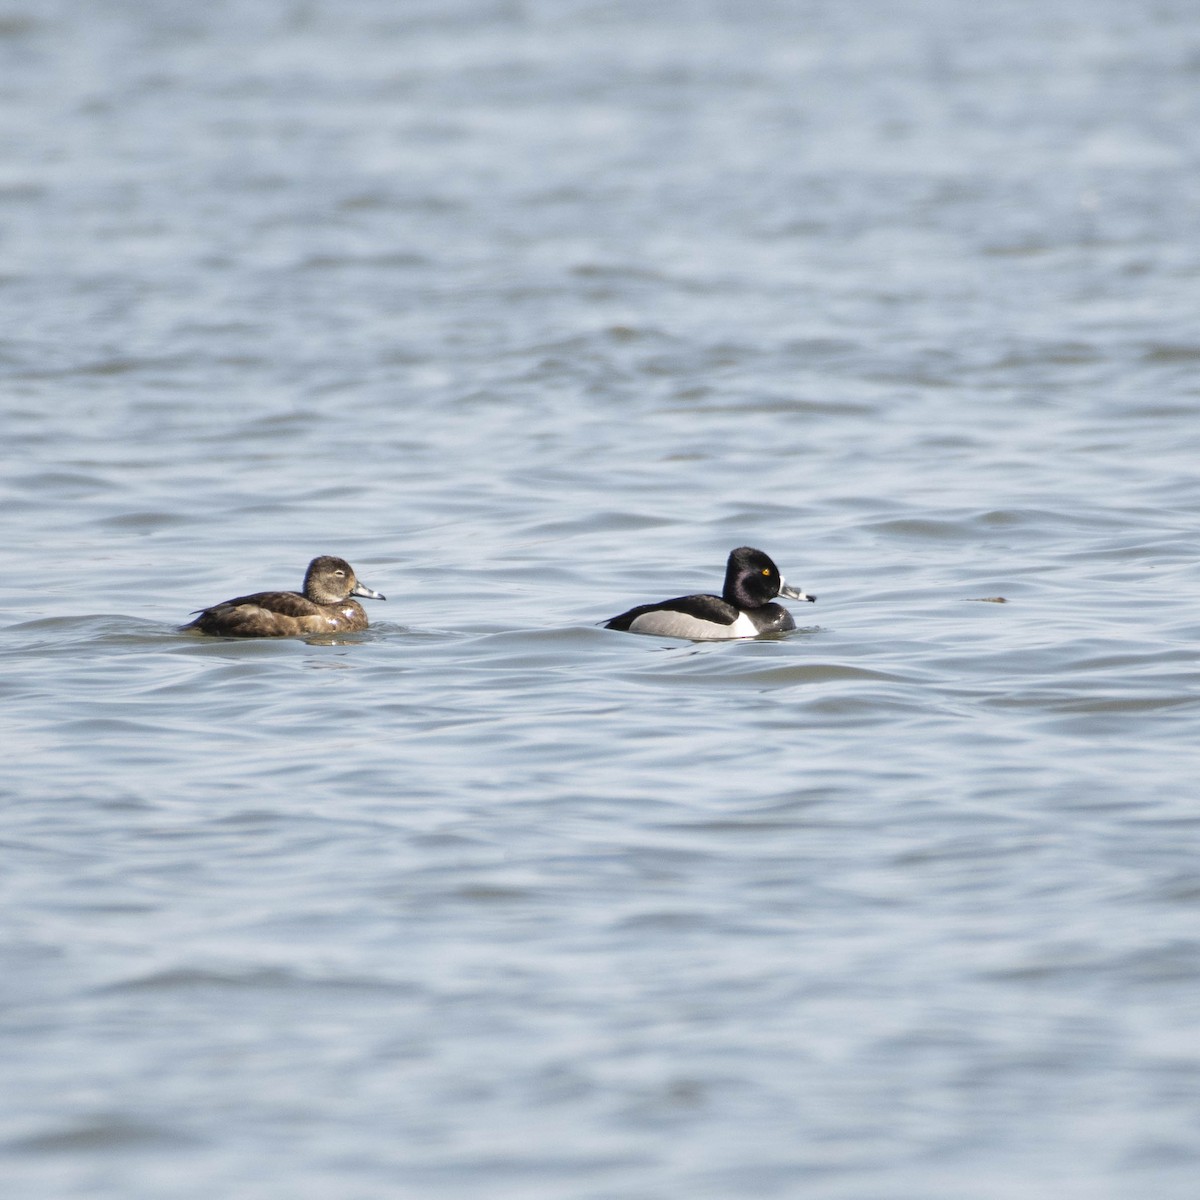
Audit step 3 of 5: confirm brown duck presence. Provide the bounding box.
[184,555,386,637]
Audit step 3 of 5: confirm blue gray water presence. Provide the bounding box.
[4,1,1200,1197]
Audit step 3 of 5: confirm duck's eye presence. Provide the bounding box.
[762,568,770,576]
[335,570,346,577]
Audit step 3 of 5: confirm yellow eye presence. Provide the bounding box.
[762,568,770,576]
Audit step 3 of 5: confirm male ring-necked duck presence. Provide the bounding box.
[183,555,385,637]
[605,546,815,640]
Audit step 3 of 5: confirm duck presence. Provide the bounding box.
[183,555,385,637]
[604,546,815,640]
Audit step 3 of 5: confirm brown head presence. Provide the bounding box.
[301,556,386,605]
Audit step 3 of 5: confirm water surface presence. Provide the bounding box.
[3,1,1200,1197]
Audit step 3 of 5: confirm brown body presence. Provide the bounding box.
[184,555,385,638]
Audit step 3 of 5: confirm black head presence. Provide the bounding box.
[722,546,815,609]
[302,556,386,604]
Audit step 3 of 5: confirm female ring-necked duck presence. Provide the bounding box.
[183,555,385,637]
[605,546,815,640]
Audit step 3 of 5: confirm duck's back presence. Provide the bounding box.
[605,593,741,639]
[184,590,368,637]
[606,592,798,640]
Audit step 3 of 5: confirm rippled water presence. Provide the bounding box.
[4,1,1200,1197]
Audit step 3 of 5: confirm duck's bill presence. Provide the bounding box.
[351,584,386,601]
[779,583,816,603]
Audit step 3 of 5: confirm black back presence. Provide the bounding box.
[604,593,739,632]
